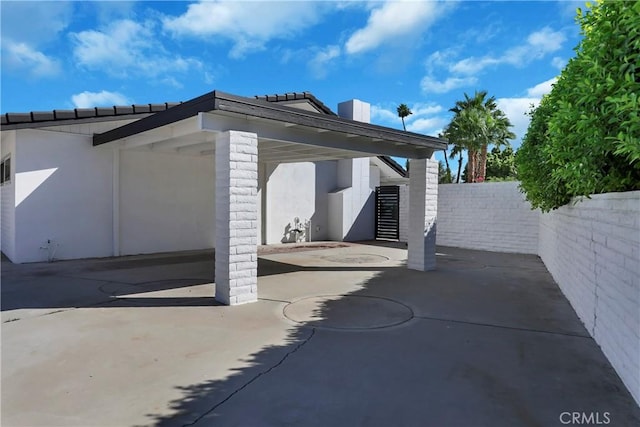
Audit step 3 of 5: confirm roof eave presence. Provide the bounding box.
[93,90,447,152]
[377,156,407,178]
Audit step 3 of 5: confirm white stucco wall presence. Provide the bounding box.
[1,130,16,261]
[340,158,375,241]
[437,181,540,254]
[119,149,215,255]
[369,165,380,189]
[539,191,640,405]
[264,161,337,244]
[12,129,113,263]
[327,189,344,242]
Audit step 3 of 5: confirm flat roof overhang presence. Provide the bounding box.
[92,90,447,161]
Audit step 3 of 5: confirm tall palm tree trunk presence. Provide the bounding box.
[467,149,476,183]
[456,152,463,183]
[479,144,488,182]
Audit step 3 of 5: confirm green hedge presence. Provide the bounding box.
[516,0,640,212]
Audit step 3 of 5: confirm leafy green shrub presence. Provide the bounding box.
[516,0,640,212]
[486,145,518,181]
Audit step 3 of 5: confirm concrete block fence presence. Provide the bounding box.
[437,181,540,254]
[437,182,640,405]
[539,191,640,405]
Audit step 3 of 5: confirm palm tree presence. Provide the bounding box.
[444,91,515,183]
[449,143,465,183]
[397,104,412,131]
[437,132,451,180]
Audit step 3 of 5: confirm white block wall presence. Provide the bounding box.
[1,130,16,261]
[407,159,438,271]
[438,182,640,405]
[399,184,409,243]
[437,181,540,254]
[539,191,640,405]
[215,131,259,305]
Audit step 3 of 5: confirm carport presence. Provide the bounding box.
[93,91,446,305]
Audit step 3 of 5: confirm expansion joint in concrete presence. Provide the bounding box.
[185,327,317,427]
[413,315,591,339]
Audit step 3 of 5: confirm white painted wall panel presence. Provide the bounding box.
[437,181,540,254]
[13,129,113,262]
[119,150,215,255]
[369,165,380,189]
[1,130,16,261]
[264,161,337,244]
[539,191,640,405]
[40,119,140,135]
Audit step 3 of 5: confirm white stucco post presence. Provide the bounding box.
[407,158,438,271]
[215,131,259,305]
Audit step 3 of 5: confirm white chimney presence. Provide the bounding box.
[337,99,370,124]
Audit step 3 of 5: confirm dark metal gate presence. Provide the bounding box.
[375,185,400,240]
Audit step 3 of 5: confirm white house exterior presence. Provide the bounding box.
[1,90,444,305]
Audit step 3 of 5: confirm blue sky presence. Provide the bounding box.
[1,0,584,169]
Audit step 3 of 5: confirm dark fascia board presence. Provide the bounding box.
[93,91,217,146]
[377,156,407,178]
[94,90,447,152]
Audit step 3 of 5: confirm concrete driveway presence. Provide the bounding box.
[2,242,639,427]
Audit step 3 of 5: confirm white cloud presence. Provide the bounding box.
[71,19,203,79]
[308,45,341,79]
[451,27,566,74]
[371,105,400,123]
[0,1,72,46]
[1,41,61,77]
[71,90,132,108]
[371,102,446,135]
[424,49,459,73]
[497,97,539,143]
[420,76,478,94]
[526,27,566,54]
[551,56,566,69]
[162,0,325,58]
[526,77,557,97]
[497,76,558,143]
[450,57,499,75]
[406,117,448,134]
[411,103,443,117]
[345,0,451,55]
[0,2,70,78]
[557,0,585,19]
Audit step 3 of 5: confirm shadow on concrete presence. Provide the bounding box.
[1,252,392,312]
[136,250,640,427]
[3,246,640,425]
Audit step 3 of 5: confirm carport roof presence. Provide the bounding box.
[91,90,447,154]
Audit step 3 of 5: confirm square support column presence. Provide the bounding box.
[215,131,259,305]
[407,158,438,271]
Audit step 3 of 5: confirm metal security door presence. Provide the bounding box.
[375,186,400,240]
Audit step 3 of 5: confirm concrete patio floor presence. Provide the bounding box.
[2,242,639,427]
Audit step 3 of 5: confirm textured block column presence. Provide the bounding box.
[407,158,438,271]
[215,131,258,305]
